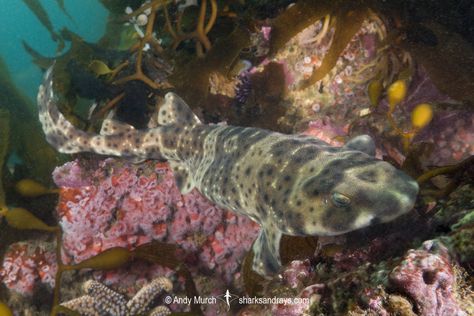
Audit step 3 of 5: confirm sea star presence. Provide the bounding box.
[60,276,173,316]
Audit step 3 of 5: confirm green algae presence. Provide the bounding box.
[0,109,9,207]
[432,185,474,265]
[452,211,474,230]
[0,57,61,182]
[443,210,474,264]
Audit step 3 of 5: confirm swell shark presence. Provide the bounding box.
[37,67,419,276]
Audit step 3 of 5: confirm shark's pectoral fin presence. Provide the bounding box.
[169,161,195,194]
[252,226,283,277]
[343,134,376,156]
[158,93,201,126]
[100,119,135,136]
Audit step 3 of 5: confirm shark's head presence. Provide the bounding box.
[294,150,419,236]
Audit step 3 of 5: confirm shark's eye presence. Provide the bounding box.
[331,192,351,208]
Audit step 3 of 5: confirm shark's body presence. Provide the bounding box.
[38,68,419,276]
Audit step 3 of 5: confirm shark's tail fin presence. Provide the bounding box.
[37,66,163,160]
[37,66,91,154]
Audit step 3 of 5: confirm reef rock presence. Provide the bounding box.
[389,240,466,316]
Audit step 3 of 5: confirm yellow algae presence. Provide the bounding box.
[387,79,407,111]
[51,305,81,316]
[1,207,58,232]
[88,60,113,76]
[0,301,13,316]
[15,179,60,198]
[65,247,131,270]
[368,79,383,107]
[411,103,433,129]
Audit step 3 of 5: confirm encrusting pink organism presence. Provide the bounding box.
[0,241,57,296]
[0,158,259,299]
[53,159,260,283]
[389,240,466,316]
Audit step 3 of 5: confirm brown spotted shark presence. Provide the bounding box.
[37,67,419,277]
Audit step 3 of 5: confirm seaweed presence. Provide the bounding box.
[268,1,373,90]
[0,57,60,182]
[133,242,202,315]
[0,109,9,208]
[300,7,369,89]
[169,26,251,121]
[269,0,332,55]
[280,235,318,265]
[416,155,474,199]
[55,0,73,21]
[23,29,137,125]
[99,0,145,15]
[401,22,474,105]
[242,250,265,296]
[22,41,54,70]
[113,1,170,90]
[0,204,201,315]
[163,0,217,57]
[22,0,64,50]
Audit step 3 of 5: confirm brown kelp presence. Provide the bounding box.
[23,29,134,127]
[269,1,332,55]
[268,1,377,90]
[0,109,9,208]
[0,57,60,181]
[168,26,251,122]
[113,1,171,90]
[299,7,369,89]
[401,22,474,105]
[22,0,64,50]
[55,0,73,21]
[163,0,217,57]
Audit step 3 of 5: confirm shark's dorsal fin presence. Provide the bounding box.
[169,161,195,194]
[100,119,135,136]
[158,93,201,126]
[343,135,376,156]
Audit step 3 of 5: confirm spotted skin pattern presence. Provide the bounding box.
[37,67,419,277]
